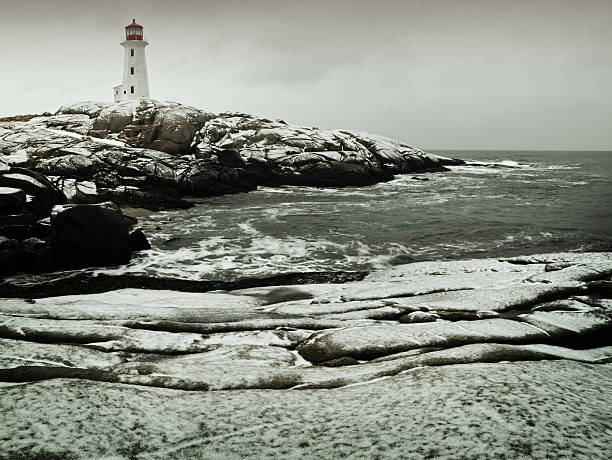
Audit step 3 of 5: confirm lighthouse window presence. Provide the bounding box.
[130,67,134,75]
[130,49,134,56]
[131,86,135,94]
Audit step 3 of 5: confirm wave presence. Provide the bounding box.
[462,160,530,168]
[98,234,358,280]
[451,159,581,173]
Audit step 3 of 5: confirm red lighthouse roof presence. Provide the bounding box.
[125,19,143,29]
[125,19,144,41]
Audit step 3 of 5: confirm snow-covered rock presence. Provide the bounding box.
[0,251,610,390]
[1,99,464,210]
[1,251,611,455]
[2,359,611,459]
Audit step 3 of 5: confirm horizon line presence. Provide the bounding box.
[425,148,612,153]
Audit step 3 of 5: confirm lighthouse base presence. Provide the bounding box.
[113,85,123,103]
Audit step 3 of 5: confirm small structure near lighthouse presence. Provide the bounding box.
[113,19,150,102]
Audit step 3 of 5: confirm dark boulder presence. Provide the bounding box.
[216,149,245,167]
[0,222,52,241]
[288,161,393,187]
[0,236,52,275]
[0,236,16,250]
[51,202,132,269]
[0,236,20,273]
[129,227,151,252]
[0,247,24,275]
[24,194,50,218]
[0,187,26,212]
[21,237,54,273]
[0,212,38,226]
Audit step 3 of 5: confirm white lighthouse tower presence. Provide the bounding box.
[113,19,150,102]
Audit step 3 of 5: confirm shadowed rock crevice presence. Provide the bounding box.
[0,270,369,299]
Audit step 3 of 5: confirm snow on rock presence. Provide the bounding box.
[0,288,265,322]
[0,315,218,354]
[363,258,546,281]
[519,309,611,337]
[1,99,464,209]
[2,359,611,459]
[0,338,123,369]
[501,251,612,266]
[296,318,549,363]
[57,101,112,118]
[0,105,255,210]
[0,252,610,392]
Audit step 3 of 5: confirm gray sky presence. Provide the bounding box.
[1,0,611,150]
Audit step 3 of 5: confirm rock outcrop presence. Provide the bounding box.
[1,251,611,458]
[0,163,150,275]
[51,202,133,269]
[0,100,463,210]
[1,251,609,390]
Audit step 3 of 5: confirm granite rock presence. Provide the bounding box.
[1,100,463,210]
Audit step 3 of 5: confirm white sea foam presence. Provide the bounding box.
[451,159,581,174]
[237,222,261,236]
[99,233,362,280]
[59,151,612,282]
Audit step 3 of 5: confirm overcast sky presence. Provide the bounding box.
[1,0,610,150]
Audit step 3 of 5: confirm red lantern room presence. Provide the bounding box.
[125,19,144,41]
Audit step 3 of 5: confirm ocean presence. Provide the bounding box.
[102,150,612,281]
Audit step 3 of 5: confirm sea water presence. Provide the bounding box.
[107,150,612,281]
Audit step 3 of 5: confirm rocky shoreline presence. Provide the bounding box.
[0,164,150,276]
[1,99,463,211]
[1,99,465,278]
[2,102,611,458]
[1,251,611,458]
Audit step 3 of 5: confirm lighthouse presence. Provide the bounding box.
[113,19,150,102]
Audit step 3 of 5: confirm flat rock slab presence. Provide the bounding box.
[371,283,583,313]
[501,252,612,266]
[519,310,611,337]
[262,282,581,317]
[115,317,355,334]
[0,251,610,393]
[3,340,610,393]
[236,270,551,304]
[0,315,214,354]
[364,258,545,281]
[113,345,301,391]
[0,288,265,322]
[104,343,612,391]
[297,318,549,363]
[1,360,610,459]
[0,338,123,369]
[526,263,612,284]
